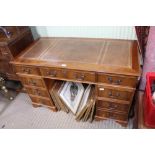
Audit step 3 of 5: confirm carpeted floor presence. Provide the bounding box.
[0,93,133,129]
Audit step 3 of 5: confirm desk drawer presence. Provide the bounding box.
[30,95,54,107]
[25,87,49,97]
[15,65,40,75]
[97,86,134,101]
[95,109,128,122]
[41,67,96,83]
[96,100,130,112]
[41,67,65,78]
[98,73,138,87]
[68,70,95,83]
[19,76,45,87]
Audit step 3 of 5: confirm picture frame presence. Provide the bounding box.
[59,82,84,114]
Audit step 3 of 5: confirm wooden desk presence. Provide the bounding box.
[11,37,141,127]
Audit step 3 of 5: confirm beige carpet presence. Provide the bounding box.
[0,93,133,129]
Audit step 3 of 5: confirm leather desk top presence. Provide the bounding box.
[11,37,141,76]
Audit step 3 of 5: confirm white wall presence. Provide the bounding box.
[31,26,137,40]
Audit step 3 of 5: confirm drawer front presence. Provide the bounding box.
[97,86,133,101]
[20,76,45,87]
[68,70,96,83]
[26,87,49,97]
[40,67,65,78]
[15,66,40,75]
[98,73,138,87]
[30,96,54,107]
[96,100,129,112]
[95,109,128,122]
[41,67,96,83]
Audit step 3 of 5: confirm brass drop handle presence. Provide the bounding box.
[34,90,41,95]
[108,77,113,83]
[74,73,85,81]
[115,79,122,85]
[47,70,57,77]
[108,91,120,98]
[23,68,31,74]
[29,80,36,86]
[109,103,118,109]
[62,70,67,77]
[108,91,113,97]
[111,104,118,108]
[107,77,122,85]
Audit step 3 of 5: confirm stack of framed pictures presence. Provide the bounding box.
[49,81,96,123]
[75,85,96,122]
[49,81,69,113]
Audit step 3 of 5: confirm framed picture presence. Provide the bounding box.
[59,82,84,114]
[76,85,91,115]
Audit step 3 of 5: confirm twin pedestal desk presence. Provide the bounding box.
[11,37,141,127]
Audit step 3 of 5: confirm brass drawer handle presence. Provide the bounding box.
[74,73,85,81]
[108,92,120,98]
[109,104,118,110]
[29,80,37,86]
[109,102,118,108]
[115,79,122,85]
[111,104,118,108]
[108,77,113,83]
[108,92,113,97]
[107,77,122,85]
[23,68,31,74]
[47,70,57,77]
[62,70,67,77]
[34,90,41,95]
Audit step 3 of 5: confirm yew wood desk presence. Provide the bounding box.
[11,37,141,127]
